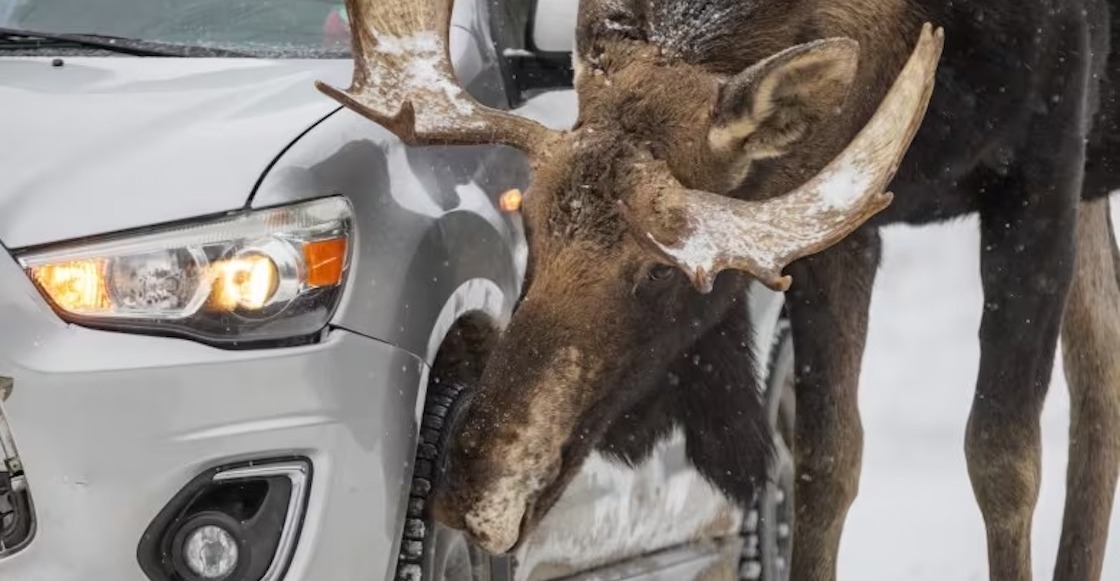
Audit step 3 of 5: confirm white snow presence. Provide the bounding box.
[816,158,875,210]
[647,209,780,292]
[360,30,478,125]
[842,209,1120,581]
[647,1,737,58]
[373,31,440,56]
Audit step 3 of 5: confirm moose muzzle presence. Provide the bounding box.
[432,339,603,554]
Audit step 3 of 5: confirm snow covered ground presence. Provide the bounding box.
[842,209,1120,581]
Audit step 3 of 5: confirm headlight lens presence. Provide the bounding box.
[16,196,353,346]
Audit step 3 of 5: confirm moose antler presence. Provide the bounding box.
[315,0,563,155]
[628,23,944,293]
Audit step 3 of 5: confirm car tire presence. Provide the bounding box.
[740,315,796,581]
[396,380,514,581]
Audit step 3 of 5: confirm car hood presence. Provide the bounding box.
[0,57,352,249]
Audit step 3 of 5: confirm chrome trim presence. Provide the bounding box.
[213,460,310,581]
[0,390,36,559]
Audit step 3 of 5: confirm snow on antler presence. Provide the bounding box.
[315,0,562,154]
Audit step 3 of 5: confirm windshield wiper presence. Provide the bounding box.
[0,27,253,57]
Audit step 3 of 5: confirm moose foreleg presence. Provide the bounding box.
[785,228,881,581]
[967,185,1076,581]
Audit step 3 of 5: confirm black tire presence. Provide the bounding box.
[395,381,511,581]
[740,316,796,581]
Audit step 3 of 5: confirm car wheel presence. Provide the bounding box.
[394,382,490,581]
[740,315,795,581]
[396,381,512,581]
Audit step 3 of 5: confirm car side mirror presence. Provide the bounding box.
[494,0,577,106]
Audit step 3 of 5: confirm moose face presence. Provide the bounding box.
[427,127,743,554]
[315,0,942,557]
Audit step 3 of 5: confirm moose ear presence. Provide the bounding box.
[708,38,860,161]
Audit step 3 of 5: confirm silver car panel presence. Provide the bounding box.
[251,0,527,364]
[0,57,354,249]
[251,106,527,363]
[560,537,743,581]
[514,435,744,581]
[0,245,428,581]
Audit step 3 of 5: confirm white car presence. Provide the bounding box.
[0,0,793,580]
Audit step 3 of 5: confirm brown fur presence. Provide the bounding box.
[428,1,1120,579]
[1058,198,1120,580]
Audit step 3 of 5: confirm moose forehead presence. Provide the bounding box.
[576,42,718,136]
[527,51,718,245]
[528,131,638,245]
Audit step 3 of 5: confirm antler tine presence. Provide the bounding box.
[315,0,562,154]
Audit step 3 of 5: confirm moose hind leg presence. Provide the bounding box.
[784,228,880,581]
[966,18,1091,579]
[1053,197,1120,581]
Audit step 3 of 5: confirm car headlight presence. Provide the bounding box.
[15,196,353,347]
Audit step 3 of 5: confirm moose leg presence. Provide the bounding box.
[967,188,1077,581]
[967,21,1089,579]
[1053,197,1120,581]
[784,229,881,581]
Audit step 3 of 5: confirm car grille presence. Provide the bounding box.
[0,376,33,557]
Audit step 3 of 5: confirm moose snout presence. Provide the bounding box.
[430,412,565,554]
[461,482,533,554]
[428,335,597,553]
[430,462,557,554]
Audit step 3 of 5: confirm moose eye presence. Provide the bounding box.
[647,264,676,282]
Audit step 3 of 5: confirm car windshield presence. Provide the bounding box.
[0,0,352,57]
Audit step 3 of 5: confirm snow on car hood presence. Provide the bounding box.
[0,57,352,248]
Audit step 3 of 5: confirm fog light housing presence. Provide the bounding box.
[171,513,244,580]
[138,458,310,581]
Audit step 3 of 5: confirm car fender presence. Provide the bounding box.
[252,104,526,360]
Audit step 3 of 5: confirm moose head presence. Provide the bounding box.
[317,0,942,555]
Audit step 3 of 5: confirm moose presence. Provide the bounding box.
[317,0,1120,579]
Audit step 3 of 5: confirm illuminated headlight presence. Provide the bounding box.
[15,196,353,346]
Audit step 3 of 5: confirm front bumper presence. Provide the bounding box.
[0,249,425,581]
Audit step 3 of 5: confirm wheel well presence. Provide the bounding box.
[395,312,509,580]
